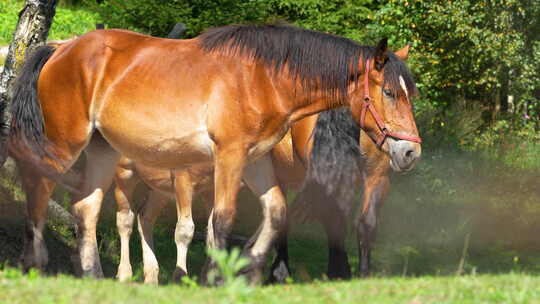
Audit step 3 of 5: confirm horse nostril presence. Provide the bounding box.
[405,149,414,159]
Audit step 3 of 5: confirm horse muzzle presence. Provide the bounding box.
[387,138,421,172]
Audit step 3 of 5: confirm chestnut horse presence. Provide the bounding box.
[112,108,408,284]
[8,24,421,283]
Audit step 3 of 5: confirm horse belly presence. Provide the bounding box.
[97,120,215,169]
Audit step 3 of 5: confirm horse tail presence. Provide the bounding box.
[10,44,57,159]
[291,108,364,222]
[8,45,80,193]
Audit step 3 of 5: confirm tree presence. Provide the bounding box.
[366,0,539,147]
[0,0,58,167]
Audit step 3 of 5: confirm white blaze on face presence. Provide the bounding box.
[399,75,408,99]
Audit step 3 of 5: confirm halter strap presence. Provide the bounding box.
[359,59,422,147]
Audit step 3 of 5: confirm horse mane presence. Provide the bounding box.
[199,23,417,101]
[292,108,363,219]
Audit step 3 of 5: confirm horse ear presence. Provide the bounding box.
[395,44,410,61]
[374,38,388,71]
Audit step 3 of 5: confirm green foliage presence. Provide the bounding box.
[94,0,268,37]
[263,0,374,39]
[0,0,22,45]
[368,0,539,144]
[206,248,250,287]
[0,0,101,45]
[49,5,102,40]
[94,0,376,38]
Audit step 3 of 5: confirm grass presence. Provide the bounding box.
[0,0,101,45]
[0,269,539,304]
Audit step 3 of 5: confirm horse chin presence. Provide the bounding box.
[389,158,403,173]
[390,158,418,173]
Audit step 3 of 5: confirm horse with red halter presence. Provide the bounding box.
[7,24,421,284]
[112,106,412,284]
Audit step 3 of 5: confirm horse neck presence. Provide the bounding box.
[274,74,346,123]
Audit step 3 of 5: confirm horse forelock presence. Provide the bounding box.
[382,52,418,100]
[199,24,416,103]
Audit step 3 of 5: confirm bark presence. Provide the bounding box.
[0,0,58,167]
[493,65,510,121]
[499,67,509,114]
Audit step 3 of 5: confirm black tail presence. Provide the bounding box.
[0,97,7,166]
[0,96,7,137]
[10,45,57,159]
[8,45,80,193]
[292,108,364,221]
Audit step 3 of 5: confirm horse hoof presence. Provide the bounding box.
[200,260,224,286]
[172,267,188,283]
[116,264,133,282]
[266,261,290,284]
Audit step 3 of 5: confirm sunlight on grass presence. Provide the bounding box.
[0,268,539,304]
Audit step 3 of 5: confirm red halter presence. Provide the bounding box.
[360,59,422,147]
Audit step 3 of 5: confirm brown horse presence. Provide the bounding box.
[7,24,421,283]
[112,107,407,284]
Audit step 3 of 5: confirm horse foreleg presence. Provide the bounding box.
[72,139,120,278]
[137,189,169,284]
[202,148,246,285]
[267,213,291,284]
[18,161,56,272]
[114,165,139,282]
[355,174,389,277]
[241,154,287,285]
[172,170,195,282]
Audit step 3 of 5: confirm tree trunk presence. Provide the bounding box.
[0,0,58,167]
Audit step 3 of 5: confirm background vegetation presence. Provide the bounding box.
[0,0,100,44]
[0,0,539,299]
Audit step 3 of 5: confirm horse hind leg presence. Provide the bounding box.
[137,189,169,284]
[171,170,195,282]
[356,175,389,277]
[71,134,120,278]
[267,215,291,284]
[319,205,351,280]
[114,164,139,282]
[17,161,56,272]
[241,154,287,285]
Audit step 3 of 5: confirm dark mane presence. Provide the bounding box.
[199,23,417,101]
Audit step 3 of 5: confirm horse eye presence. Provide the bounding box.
[383,89,395,99]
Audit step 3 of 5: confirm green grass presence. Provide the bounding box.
[0,0,101,45]
[1,269,539,304]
